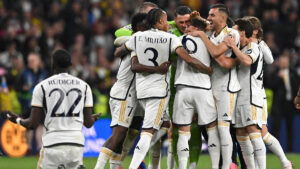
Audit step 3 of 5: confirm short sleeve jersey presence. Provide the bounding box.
[237,42,264,107]
[126,29,182,99]
[175,35,211,89]
[31,73,93,147]
[210,26,241,93]
[110,36,136,100]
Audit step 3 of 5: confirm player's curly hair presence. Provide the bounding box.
[146,8,165,28]
[52,49,72,68]
[131,13,148,32]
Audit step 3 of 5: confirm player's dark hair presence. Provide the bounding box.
[244,16,263,40]
[210,4,229,17]
[138,2,158,13]
[190,18,207,31]
[226,17,235,28]
[52,49,72,69]
[235,18,253,38]
[131,13,148,32]
[147,8,165,28]
[175,6,192,17]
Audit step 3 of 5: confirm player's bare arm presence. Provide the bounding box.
[224,35,252,66]
[294,87,300,109]
[176,46,212,75]
[114,44,130,58]
[187,30,229,58]
[5,107,43,129]
[131,56,170,74]
[215,54,238,69]
[83,107,101,128]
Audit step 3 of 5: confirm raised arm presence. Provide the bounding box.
[188,31,229,58]
[131,56,170,74]
[114,44,130,58]
[176,46,212,75]
[224,36,252,66]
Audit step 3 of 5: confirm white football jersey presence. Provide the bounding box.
[175,35,211,89]
[31,73,93,147]
[126,29,182,99]
[210,26,241,92]
[110,37,136,100]
[237,42,264,107]
[259,40,274,64]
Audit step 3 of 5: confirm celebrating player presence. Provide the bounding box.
[4,49,100,169]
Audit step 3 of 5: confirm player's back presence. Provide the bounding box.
[34,73,92,147]
[129,29,182,99]
[175,35,211,89]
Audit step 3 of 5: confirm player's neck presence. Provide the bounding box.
[53,68,68,75]
[215,23,226,36]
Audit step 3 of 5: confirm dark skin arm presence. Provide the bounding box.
[114,44,130,59]
[176,46,212,75]
[294,87,300,109]
[131,56,170,74]
[4,107,101,129]
[5,107,42,129]
[83,107,101,128]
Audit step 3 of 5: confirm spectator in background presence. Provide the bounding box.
[16,52,47,155]
[0,41,23,68]
[266,54,300,152]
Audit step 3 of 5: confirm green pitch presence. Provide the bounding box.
[0,154,299,169]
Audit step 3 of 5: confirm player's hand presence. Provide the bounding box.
[92,113,102,121]
[294,96,300,109]
[190,11,200,19]
[2,111,19,123]
[158,61,170,74]
[224,35,235,48]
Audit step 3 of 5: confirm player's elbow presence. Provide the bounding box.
[84,121,94,128]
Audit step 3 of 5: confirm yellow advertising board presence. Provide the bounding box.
[0,120,27,157]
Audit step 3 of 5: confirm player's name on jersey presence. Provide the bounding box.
[138,36,168,44]
[48,79,81,85]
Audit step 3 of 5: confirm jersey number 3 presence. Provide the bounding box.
[49,88,82,117]
[144,48,159,66]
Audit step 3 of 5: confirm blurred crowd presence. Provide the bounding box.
[0,0,299,154]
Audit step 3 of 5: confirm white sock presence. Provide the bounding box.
[217,121,232,169]
[207,126,220,169]
[236,136,256,169]
[249,132,266,169]
[188,162,197,169]
[129,132,153,169]
[150,127,168,147]
[94,147,112,169]
[177,130,191,169]
[167,139,176,169]
[120,129,139,161]
[263,132,290,167]
[150,140,161,169]
[110,153,122,169]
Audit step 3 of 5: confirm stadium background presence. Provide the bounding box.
[0,0,300,168]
